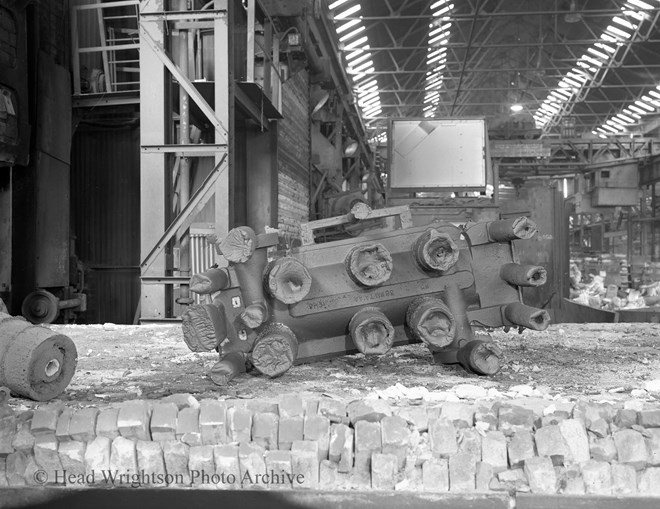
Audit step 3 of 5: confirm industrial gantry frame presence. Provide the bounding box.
[138,0,230,322]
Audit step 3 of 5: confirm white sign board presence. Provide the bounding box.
[388,118,487,189]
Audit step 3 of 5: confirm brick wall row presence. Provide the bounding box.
[2,394,660,494]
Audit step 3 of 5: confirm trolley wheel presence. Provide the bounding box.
[21,290,60,324]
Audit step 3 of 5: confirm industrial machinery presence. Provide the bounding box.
[0,312,78,401]
[181,204,550,384]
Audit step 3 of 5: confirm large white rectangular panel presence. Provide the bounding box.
[389,118,487,189]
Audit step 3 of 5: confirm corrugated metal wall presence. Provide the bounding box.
[277,70,310,241]
[70,123,140,324]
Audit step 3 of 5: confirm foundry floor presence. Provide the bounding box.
[2,321,660,509]
[14,321,660,407]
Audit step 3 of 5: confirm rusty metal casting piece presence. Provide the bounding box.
[500,263,547,287]
[457,340,503,376]
[181,303,227,352]
[348,307,395,355]
[0,312,78,401]
[190,267,231,295]
[503,302,551,331]
[487,217,538,242]
[264,258,313,305]
[208,351,247,386]
[251,323,298,378]
[406,296,456,349]
[345,243,393,287]
[413,228,460,272]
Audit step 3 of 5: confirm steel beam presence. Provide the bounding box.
[139,24,228,141]
[139,0,168,320]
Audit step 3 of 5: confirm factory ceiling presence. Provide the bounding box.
[326,0,660,143]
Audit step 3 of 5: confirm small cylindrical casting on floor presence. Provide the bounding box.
[181,303,227,352]
[500,263,547,287]
[457,340,503,376]
[503,302,551,331]
[348,307,395,355]
[406,296,456,349]
[487,217,538,242]
[208,351,247,386]
[251,323,299,378]
[264,257,313,304]
[0,312,78,401]
[345,243,393,287]
[413,229,460,272]
[190,268,230,295]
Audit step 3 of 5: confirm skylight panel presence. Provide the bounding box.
[334,4,360,20]
[339,25,366,42]
[535,1,658,131]
[344,35,368,50]
[337,19,360,33]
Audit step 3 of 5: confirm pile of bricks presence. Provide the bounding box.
[2,394,660,494]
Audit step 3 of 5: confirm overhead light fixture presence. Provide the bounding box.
[343,138,359,157]
[311,89,330,115]
[510,104,524,112]
[565,0,582,23]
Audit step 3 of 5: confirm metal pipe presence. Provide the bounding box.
[487,217,538,242]
[57,298,83,310]
[251,323,298,378]
[208,351,247,386]
[177,0,193,306]
[345,243,393,287]
[406,296,455,349]
[218,227,269,329]
[264,258,313,305]
[348,307,394,356]
[503,302,551,331]
[457,340,503,376]
[500,263,548,287]
[190,267,231,295]
[181,302,227,352]
[413,229,460,272]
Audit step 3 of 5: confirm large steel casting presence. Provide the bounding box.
[181,205,550,384]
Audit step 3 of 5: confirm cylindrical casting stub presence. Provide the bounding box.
[500,263,547,287]
[457,340,503,376]
[413,229,460,272]
[181,303,227,352]
[350,201,372,220]
[251,323,299,378]
[345,243,393,287]
[218,226,257,263]
[503,302,551,331]
[0,312,78,401]
[487,217,538,242]
[406,296,456,349]
[240,303,269,329]
[208,351,247,386]
[264,257,313,304]
[348,307,395,355]
[190,268,231,295]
